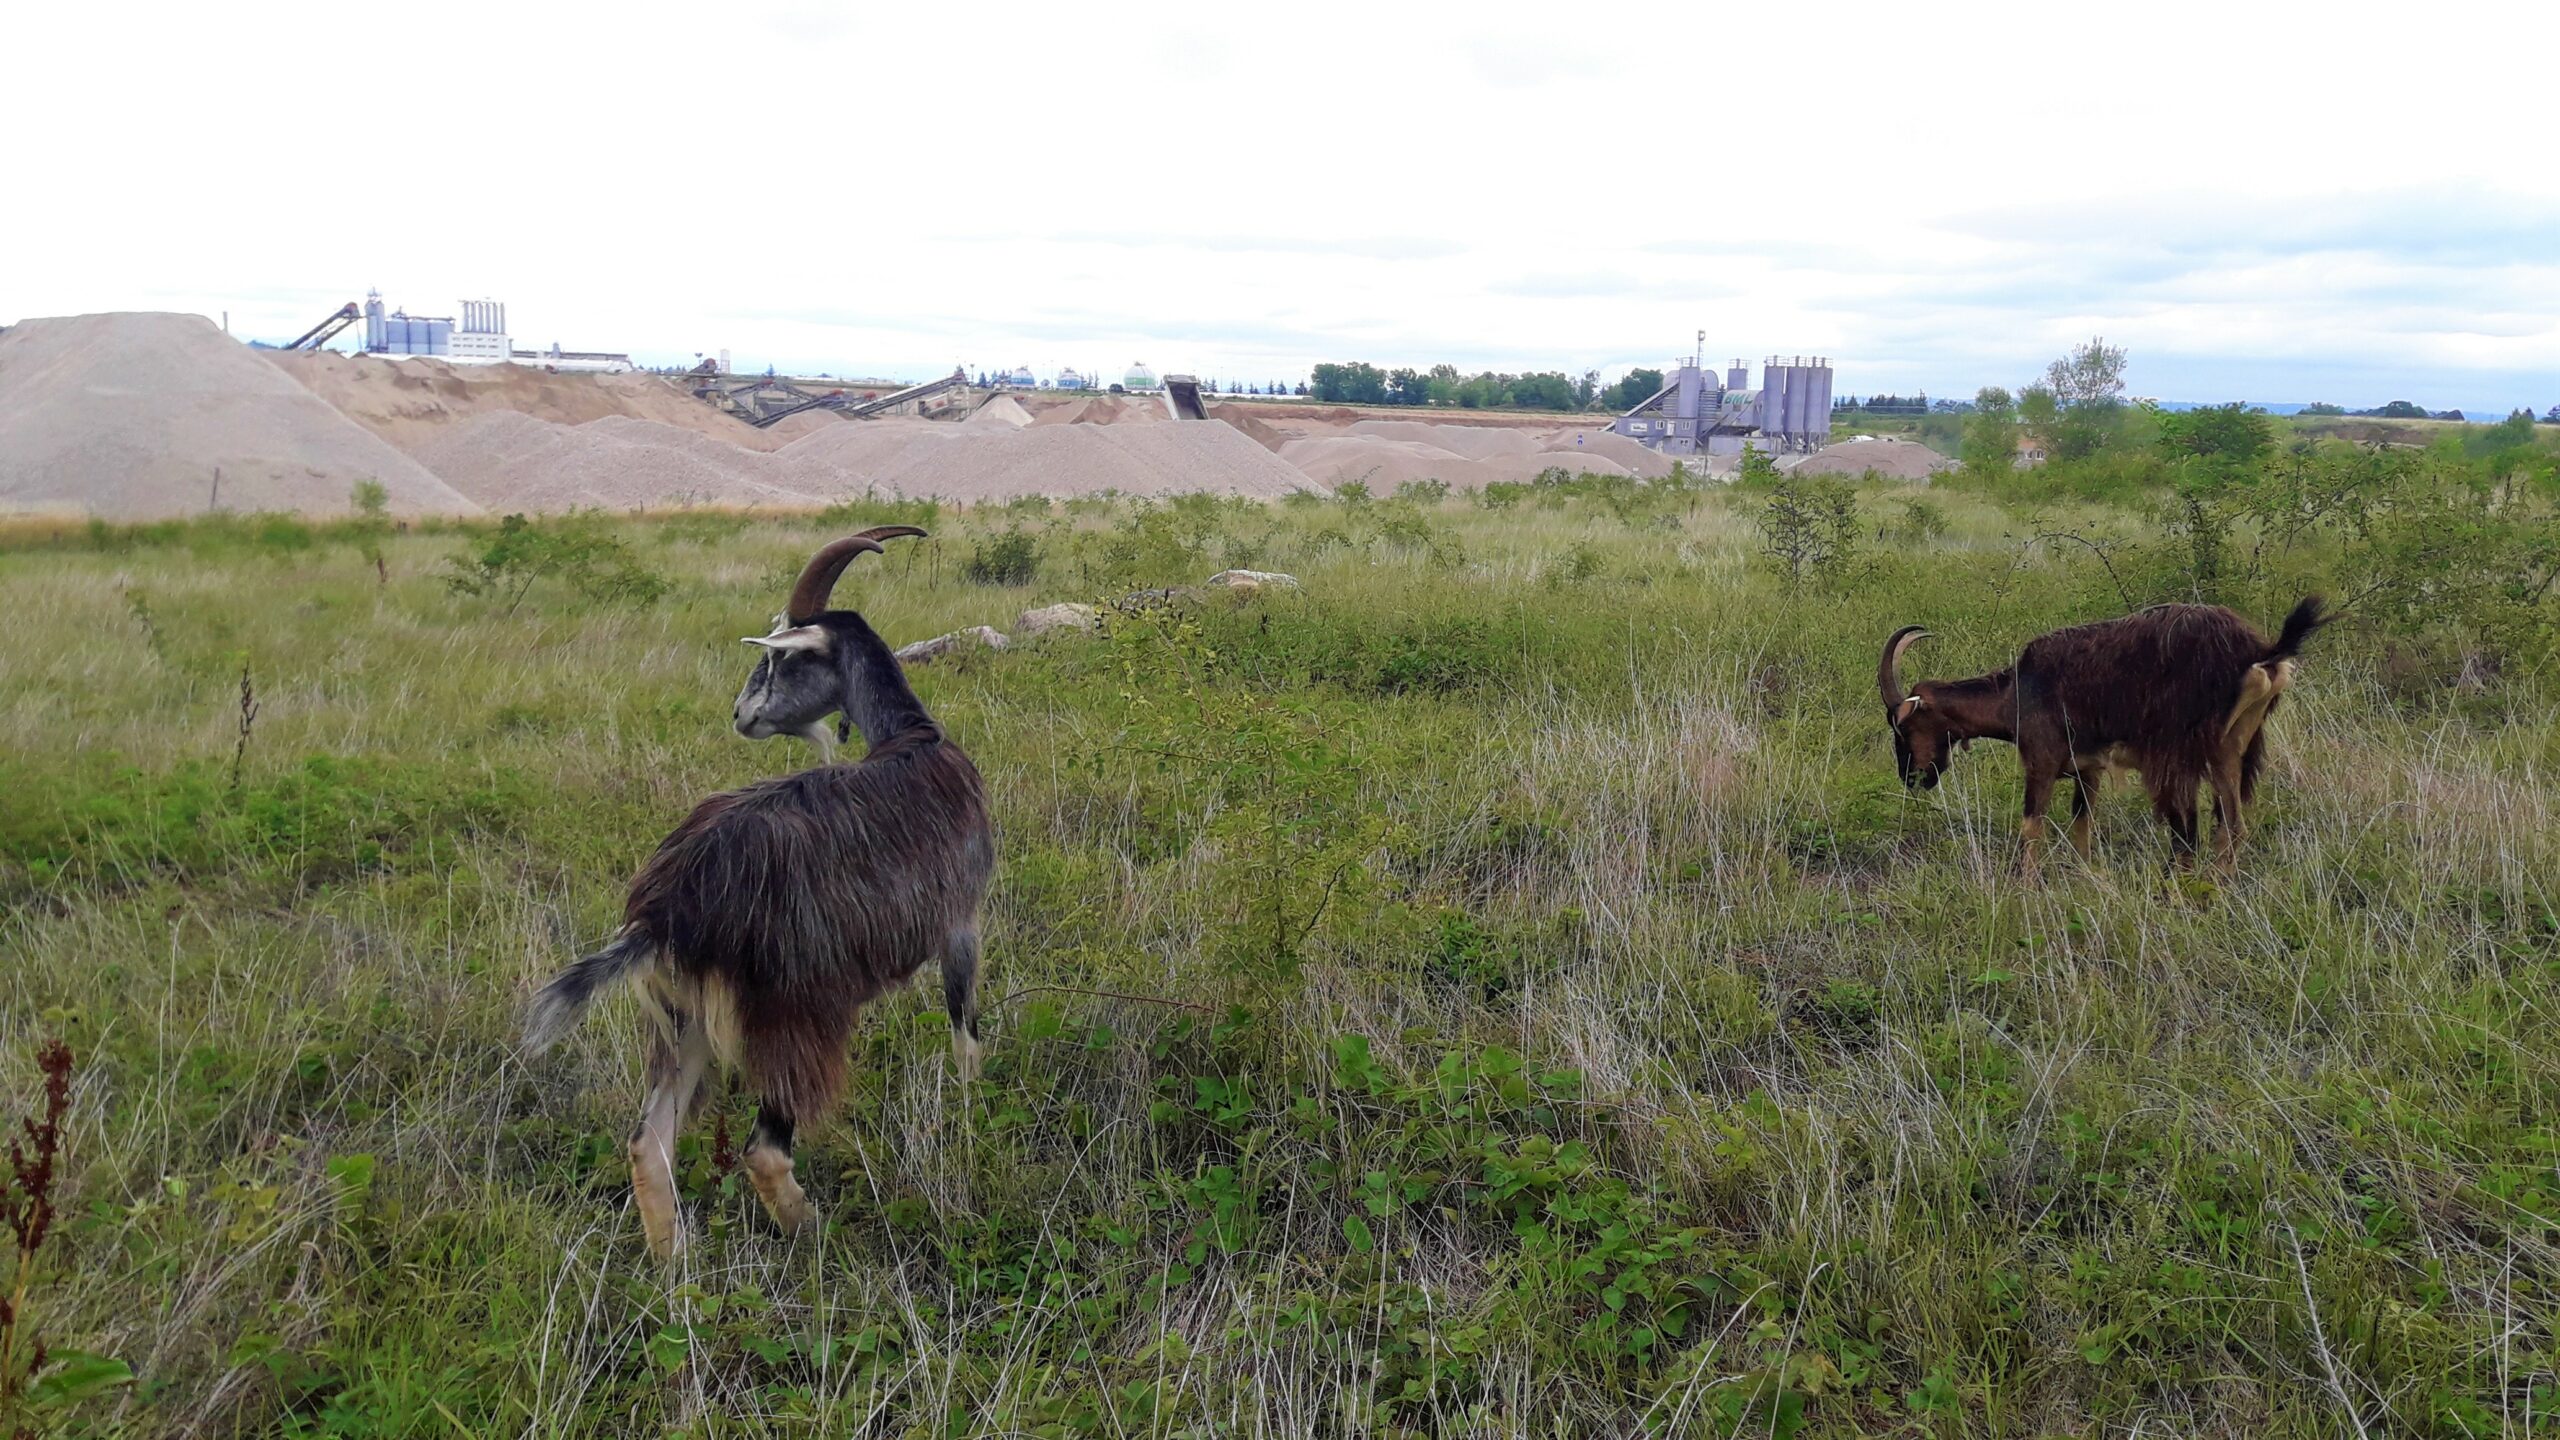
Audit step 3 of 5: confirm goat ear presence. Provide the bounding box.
[742,626,831,655]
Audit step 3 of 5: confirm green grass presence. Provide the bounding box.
[2,480,2555,1437]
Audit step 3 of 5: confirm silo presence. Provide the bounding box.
[1809,362,1834,447]
[1673,364,1705,450]
[1726,359,1747,390]
[1758,358,1787,442]
[1784,360,1811,448]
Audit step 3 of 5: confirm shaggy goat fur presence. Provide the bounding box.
[1882,597,2328,876]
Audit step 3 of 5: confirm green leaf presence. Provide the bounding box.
[1343,1214,1375,1253]
[325,1152,376,1211]
[32,1350,137,1405]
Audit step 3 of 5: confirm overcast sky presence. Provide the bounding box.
[11,1,2555,411]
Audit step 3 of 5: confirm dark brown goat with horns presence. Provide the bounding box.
[524,529,993,1259]
[1880,597,2329,878]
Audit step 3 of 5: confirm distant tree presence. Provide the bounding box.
[1293,381,1309,397]
[1575,369,1600,408]
[2044,337,2128,409]
[2297,402,2346,416]
[2434,409,2465,422]
[2156,403,2273,474]
[2371,400,2428,419]
[2480,408,2538,450]
[2022,338,2130,461]
[1310,362,1390,405]
[1428,363,1459,383]
[1388,367,1430,406]
[2543,404,2560,424]
[1510,371,1580,410]
[2017,383,2060,443]
[1961,386,2020,472]
[1604,367,1664,411]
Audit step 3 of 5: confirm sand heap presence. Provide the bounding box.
[1030,395,1166,427]
[965,394,1036,429]
[1278,422,1649,491]
[415,412,827,512]
[1783,437,1950,481]
[1345,419,1544,460]
[853,421,1323,501]
[270,348,790,453]
[1537,428,1678,479]
[0,312,478,520]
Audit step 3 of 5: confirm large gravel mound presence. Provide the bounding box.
[1347,419,1544,460]
[1539,428,1677,478]
[864,421,1325,501]
[0,312,477,519]
[415,412,825,512]
[271,349,786,452]
[1782,437,1950,481]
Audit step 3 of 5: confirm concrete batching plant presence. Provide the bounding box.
[1609,350,1834,457]
[356,288,633,372]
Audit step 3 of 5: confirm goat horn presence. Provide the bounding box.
[1879,625,1931,710]
[851,525,929,546]
[785,535,888,623]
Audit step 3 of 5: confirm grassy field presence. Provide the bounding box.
[3,473,2555,1437]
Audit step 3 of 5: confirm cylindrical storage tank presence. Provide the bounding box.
[1786,366,1811,444]
[1727,361,1747,390]
[1811,365,1834,443]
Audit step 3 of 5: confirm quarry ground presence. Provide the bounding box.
[3,481,2553,1437]
[0,313,1945,524]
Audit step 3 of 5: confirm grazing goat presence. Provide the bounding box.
[1880,597,2328,878]
[525,531,994,1258]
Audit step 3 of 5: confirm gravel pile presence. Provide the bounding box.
[414,412,826,511]
[1782,437,1950,481]
[864,421,1324,501]
[270,348,783,452]
[0,312,477,519]
[1346,419,1544,460]
[965,395,1036,429]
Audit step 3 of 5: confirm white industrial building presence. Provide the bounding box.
[361,289,631,372]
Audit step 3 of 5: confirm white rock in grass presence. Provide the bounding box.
[895,626,1008,664]
[1014,602,1101,638]
[1206,569,1300,590]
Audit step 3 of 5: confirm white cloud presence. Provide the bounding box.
[5,0,2554,410]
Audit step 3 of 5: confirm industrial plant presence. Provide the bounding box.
[1610,349,1836,458]
[277,290,636,373]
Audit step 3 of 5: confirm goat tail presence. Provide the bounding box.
[523,929,655,1054]
[2266,595,2330,664]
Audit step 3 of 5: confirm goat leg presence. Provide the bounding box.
[2208,754,2247,873]
[2069,772,2101,857]
[743,1104,818,1238]
[945,925,985,1082]
[2018,765,2059,884]
[630,1022,710,1261]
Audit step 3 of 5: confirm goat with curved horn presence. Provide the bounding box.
[737,529,929,762]
[532,524,993,1259]
[1876,598,2329,881]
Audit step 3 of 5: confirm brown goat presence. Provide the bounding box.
[1880,597,2328,878]
[525,534,993,1258]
